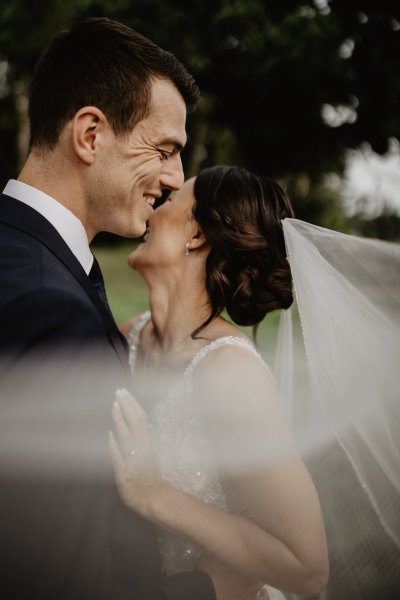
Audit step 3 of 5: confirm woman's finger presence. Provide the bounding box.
[116,388,146,433]
[115,389,150,460]
[109,429,126,473]
[111,399,136,459]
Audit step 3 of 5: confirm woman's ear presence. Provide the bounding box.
[188,227,208,251]
[71,106,106,165]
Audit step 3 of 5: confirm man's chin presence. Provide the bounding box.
[121,220,147,240]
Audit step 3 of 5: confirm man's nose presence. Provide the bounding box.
[160,153,184,191]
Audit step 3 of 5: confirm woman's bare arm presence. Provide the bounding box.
[110,346,328,597]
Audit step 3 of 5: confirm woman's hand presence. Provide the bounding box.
[109,388,163,517]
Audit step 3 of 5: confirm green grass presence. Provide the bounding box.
[93,242,282,362]
[94,241,149,325]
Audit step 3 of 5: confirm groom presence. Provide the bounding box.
[0,17,219,600]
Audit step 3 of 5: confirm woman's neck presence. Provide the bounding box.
[146,273,212,355]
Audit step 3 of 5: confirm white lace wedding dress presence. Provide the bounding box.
[128,311,287,600]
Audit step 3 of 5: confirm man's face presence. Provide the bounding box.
[89,78,187,239]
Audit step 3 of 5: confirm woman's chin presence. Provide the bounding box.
[127,246,152,273]
[127,249,140,270]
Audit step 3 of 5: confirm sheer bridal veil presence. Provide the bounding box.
[277,219,400,598]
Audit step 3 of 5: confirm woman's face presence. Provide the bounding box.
[128,177,197,272]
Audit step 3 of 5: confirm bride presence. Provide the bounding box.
[109,165,329,599]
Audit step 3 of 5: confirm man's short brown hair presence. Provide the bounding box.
[29,17,200,149]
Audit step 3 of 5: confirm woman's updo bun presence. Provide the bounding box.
[193,165,294,333]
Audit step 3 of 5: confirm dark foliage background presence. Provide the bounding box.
[1,0,400,239]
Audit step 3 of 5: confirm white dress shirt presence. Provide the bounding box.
[3,179,93,274]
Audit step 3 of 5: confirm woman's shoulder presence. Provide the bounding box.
[190,320,274,387]
[206,317,249,341]
[193,337,270,381]
[119,310,151,341]
[191,326,282,436]
[199,318,260,358]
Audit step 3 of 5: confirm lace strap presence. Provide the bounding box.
[128,310,151,371]
[181,336,272,392]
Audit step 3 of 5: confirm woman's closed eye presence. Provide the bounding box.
[154,191,171,209]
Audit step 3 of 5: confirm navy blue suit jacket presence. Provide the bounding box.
[0,193,215,600]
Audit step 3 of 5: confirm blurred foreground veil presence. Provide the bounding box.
[276,219,400,597]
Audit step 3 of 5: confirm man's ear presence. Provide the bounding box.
[71,106,106,165]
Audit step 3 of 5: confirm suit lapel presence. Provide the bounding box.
[0,194,129,370]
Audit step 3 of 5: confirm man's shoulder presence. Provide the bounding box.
[0,276,106,354]
[0,193,71,265]
[0,224,94,320]
[0,214,41,248]
[0,192,38,227]
[0,208,49,270]
[0,225,72,284]
[0,221,45,290]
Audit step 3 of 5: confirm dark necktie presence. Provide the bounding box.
[88,255,129,360]
[88,255,114,319]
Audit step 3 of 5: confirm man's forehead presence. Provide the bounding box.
[148,79,187,132]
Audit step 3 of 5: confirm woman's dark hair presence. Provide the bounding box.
[29,17,200,150]
[192,165,294,337]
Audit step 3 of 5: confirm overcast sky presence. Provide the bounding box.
[340,140,400,218]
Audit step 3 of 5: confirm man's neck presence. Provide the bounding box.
[19,150,92,240]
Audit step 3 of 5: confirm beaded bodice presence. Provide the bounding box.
[128,311,267,575]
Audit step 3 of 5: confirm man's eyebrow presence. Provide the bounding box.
[158,137,186,152]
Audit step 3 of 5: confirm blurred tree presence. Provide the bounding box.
[0,0,93,170]
[1,0,400,233]
[349,207,400,241]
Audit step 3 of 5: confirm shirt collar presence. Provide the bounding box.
[3,179,93,274]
